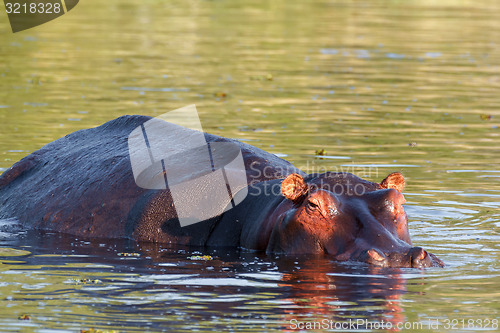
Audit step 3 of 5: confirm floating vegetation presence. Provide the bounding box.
[18,314,30,320]
[117,252,140,257]
[214,92,227,98]
[480,114,492,120]
[315,149,327,156]
[80,329,118,333]
[188,255,213,261]
[70,278,103,285]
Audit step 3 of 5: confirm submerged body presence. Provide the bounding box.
[0,115,443,267]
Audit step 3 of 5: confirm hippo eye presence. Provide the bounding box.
[307,199,319,210]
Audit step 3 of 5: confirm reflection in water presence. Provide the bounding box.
[277,258,407,330]
[0,231,416,331]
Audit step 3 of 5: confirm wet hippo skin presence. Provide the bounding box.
[0,115,443,267]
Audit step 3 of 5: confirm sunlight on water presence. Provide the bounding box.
[1,0,500,331]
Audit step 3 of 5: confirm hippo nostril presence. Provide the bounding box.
[410,247,427,261]
[408,247,433,268]
[360,248,388,267]
[416,249,427,261]
[367,249,386,262]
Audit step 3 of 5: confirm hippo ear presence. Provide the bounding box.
[281,173,308,202]
[380,172,405,192]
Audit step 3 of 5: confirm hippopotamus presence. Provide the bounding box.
[0,115,443,268]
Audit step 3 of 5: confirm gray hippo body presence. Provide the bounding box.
[0,115,300,245]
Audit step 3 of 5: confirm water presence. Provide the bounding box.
[1,0,499,331]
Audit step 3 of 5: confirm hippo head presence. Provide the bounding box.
[267,172,443,268]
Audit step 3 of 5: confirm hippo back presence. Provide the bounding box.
[0,115,302,244]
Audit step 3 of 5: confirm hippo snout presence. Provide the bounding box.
[360,247,444,268]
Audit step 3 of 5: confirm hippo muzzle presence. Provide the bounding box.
[360,247,444,268]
